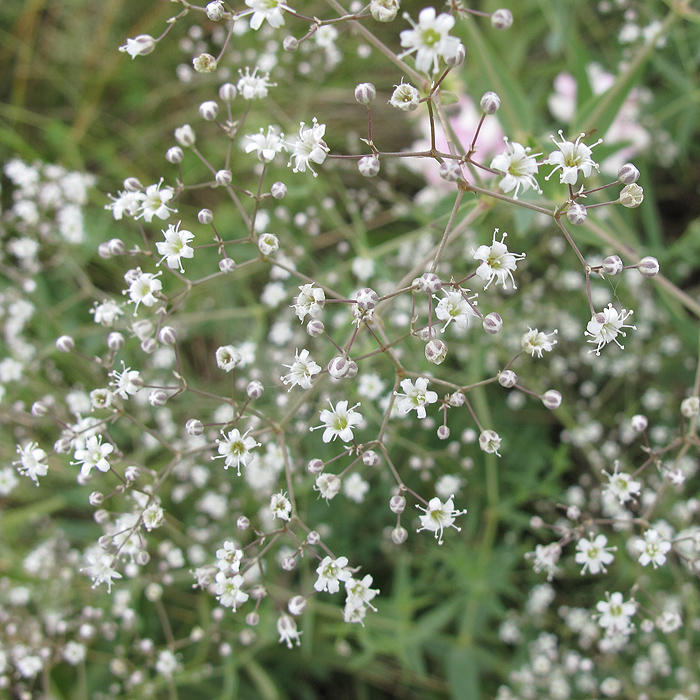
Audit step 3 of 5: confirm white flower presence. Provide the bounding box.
[156,221,194,272]
[434,289,478,332]
[596,592,636,635]
[83,550,122,592]
[142,503,165,530]
[119,35,156,59]
[315,473,342,501]
[215,571,249,611]
[216,345,242,372]
[395,377,438,419]
[357,373,385,400]
[389,81,421,111]
[633,529,672,568]
[63,641,86,665]
[312,400,363,443]
[399,7,462,74]
[109,363,142,399]
[585,303,636,355]
[281,349,321,391]
[244,125,288,162]
[546,131,601,185]
[602,461,641,504]
[575,534,616,575]
[478,429,502,456]
[216,541,243,572]
[14,442,49,485]
[270,491,292,520]
[490,138,542,199]
[72,435,114,478]
[293,283,325,322]
[105,190,144,220]
[287,119,329,176]
[213,428,261,475]
[125,269,162,313]
[529,543,562,581]
[237,66,275,100]
[521,327,558,357]
[245,0,289,30]
[135,180,176,222]
[155,650,181,677]
[277,614,302,648]
[416,495,466,545]
[0,466,19,495]
[343,473,370,503]
[91,300,124,326]
[345,574,379,610]
[314,555,352,594]
[472,229,525,289]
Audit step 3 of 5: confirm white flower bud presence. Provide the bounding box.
[631,414,648,431]
[618,162,640,184]
[390,495,406,513]
[356,287,378,310]
[245,612,259,626]
[141,338,158,354]
[193,53,217,73]
[283,36,299,52]
[89,491,103,506]
[136,550,150,566]
[158,326,177,345]
[603,255,623,276]
[281,556,297,571]
[425,338,447,365]
[389,82,420,112]
[107,332,125,352]
[149,390,168,407]
[166,146,184,163]
[480,91,501,114]
[620,183,644,208]
[566,505,580,520]
[124,465,140,482]
[198,208,213,224]
[288,595,307,616]
[358,156,380,177]
[541,389,562,410]
[355,82,377,105]
[132,319,153,339]
[439,160,462,182]
[437,425,451,440]
[416,272,442,293]
[445,43,466,67]
[391,526,408,544]
[54,437,73,454]
[123,177,142,192]
[306,319,325,336]
[479,429,502,455]
[637,256,659,277]
[271,181,287,199]
[237,516,250,530]
[186,419,204,436]
[418,325,437,341]
[174,124,196,147]
[120,34,156,58]
[219,83,237,101]
[498,370,517,388]
[98,242,112,258]
[219,257,236,273]
[199,100,219,121]
[258,233,279,255]
[345,360,358,379]
[370,0,400,22]
[483,312,503,334]
[362,450,379,466]
[205,1,225,21]
[450,392,466,407]
[108,238,126,255]
[56,335,75,352]
[215,169,232,186]
[681,396,699,418]
[491,9,513,29]
[328,355,351,378]
[307,531,321,545]
[566,202,587,225]
[307,459,325,474]
[247,380,264,399]
[31,401,48,417]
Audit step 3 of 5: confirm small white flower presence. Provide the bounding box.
[596,592,636,636]
[546,131,602,185]
[156,221,194,272]
[521,327,558,357]
[293,283,325,322]
[83,550,122,592]
[345,574,379,610]
[109,363,142,399]
[343,473,370,503]
[245,0,290,30]
[528,543,562,581]
[277,614,302,648]
[216,345,242,372]
[472,229,525,289]
[119,35,156,59]
[314,555,352,594]
[389,81,421,111]
[434,289,478,332]
[490,138,542,199]
[416,495,467,545]
[142,503,165,530]
[287,119,329,176]
[14,442,49,485]
[213,428,261,475]
[399,7,462,74]
[312,400,363,444]
[602,461,641,504]
[237,66,275,100]
[90,300,124,326]
[216,541,243,572]
[314,473,341,501]
[214,571,249,611]
[135,180,176,222]
[270,491,292,520]
[575,533,616,575]
[633,529,672,568]
[281,348,321,390]
[244,125,288,162]
[479,429,502,456]
[105,190,144,220]
[125,269,162,313]
[72,435,114,478]
[585,303,636,355]
[395,377,438,419]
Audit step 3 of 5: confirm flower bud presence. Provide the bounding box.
[199,100,219,121]
[281,556,297,571]
[56,335,75,352]
[603,255,623,276]
[246,380,264,399]
[355,82,377,105]
[283,36,299,52]
[566,202,587,225]
[391,526,408,545]
[307,459,325,474]
[219,257,236,273]
[416,272,442,293]
[328,355,351,378]
[619,183,643,208]
[425,338,447,365]
[356,287,378,310]
[362,450,379,466]
[358,156,380,177]
[219,83,237,101]
[123,177,143,192]
[450,392,466,407]
[120,35,156,58]
[631,414,648,432]
[54,437,73,454]
[124,465,140,482]
[158,326,177,345]
[258,233,279,256]
[566,505,580,520]
[89,491,103,506]
[245,612,259,626]
[491,9,513,29]
[141,338,157,354]
[637,256,659,277]
[306,319,325,336]
[306,531,321,545]
[107,332,124,352]
[166,146,184,163]
[389,495,406,513]
[439,160,462,182]
[149,390,168,407]
[498,370,517,388]
[271,181,287,199]
[198,208,213,224]
[483,312,503,334]
[479,429,502,455]
[174,124,196,147]
[288,595,306,616]
[193,53,217,73]
[445,43,466,67]
[237,516,250,530]
[681,396,699,418]
[618,162,640,184]
[132,319,153,339]
[437,425,451,440]
[389,82,420,112]
[98,242,112,258]
[215,169,232,186]
[480,91,501,114]
[206,1,225,21]
[541,389,562,410]
[345,360,358,379]
[186,419,204,436]
[370,0,399,22]
[31,401,48,417]
[136,550,150,566]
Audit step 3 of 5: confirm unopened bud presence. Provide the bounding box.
[219,257,236,273]
[416,272,442,293]
[307,459,324,474]
[288,595,307,616]
[356,287,378,310]
[445,43,466,67]
[247,380,264,399]
[637,256,659,277]
[362,450,379,466]
[237,516,250,530]
[391,526,408,545]
[631,414,648,432]
[205,1,225,21]
[158,326,177,345]
[107,332,124,352]
[281,556,297,571]
[483,312,503,334]
[439,160,462,182]
[283,36,299,52]
[566,202,587,225]
[498,370,517,388]
[271,181,287,199]
[199,100,219,121]
[306,530,321,545]
[149,390,168,407]
[541,389,562,410]
[89,491,103,506]
[56,335,75,352]
[425,338,447,365]
[166,147,184,164]
[358,156,380,177]
[215,169,232,186]
[328,355,351,378]
[355,82,377,105]
[491,8,513,29]
[389,495,406,513]
[618,162,640,184]
[480,91,501,114]
[174,124,196,148]
[603,255,623,276]
[306,319,325,336]
[619,183,644,208]
[141,338,157,354]
[123,177,142,192]
[185,419,204,436]
[219,83,237,101]
[198,208,213,224]
[437,425,451,440]
[245,612,259,626]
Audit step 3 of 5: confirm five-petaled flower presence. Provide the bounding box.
[585,304,636,355]
[575,533,616,575]
[287,119,330,176]
[472,229,525,289]
[416,495,466,545]
[399,7,462,74]
[213,428,261,475]
[314,555,352,594]
[156,221,195,272]
[490,138,542,199]
[546,131,602,185]
[395,377,438,419]
[312,400,363,443]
